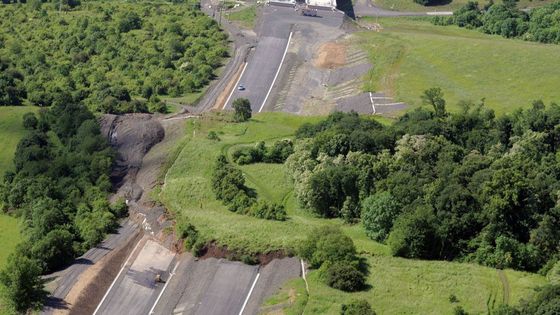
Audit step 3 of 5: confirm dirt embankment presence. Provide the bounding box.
[313,42,347,69]
[99,114,165,201]
[200,242,291,266]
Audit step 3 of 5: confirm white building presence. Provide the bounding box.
[306,0,337,7]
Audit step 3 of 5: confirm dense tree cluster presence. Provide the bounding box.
[287,93,560,272]
[211,155,287,220]
[0,103,122,311]
[434,1,560,44]
[232,140,294,165]
[0,1,227,112]
[300,226,366,291]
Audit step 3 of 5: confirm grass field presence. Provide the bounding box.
[358,18,560,115]
[227,5,257,29]
[0,106,38,173]
[161,112,547,313]
[369,0,556,13]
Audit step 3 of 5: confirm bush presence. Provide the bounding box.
[299,226,357,268]
[326,262,366,292]
[341,299,376,315]
[250,200,287,221]
[232,140,294,165]
[22,112,38,130]
[211,155,287,221]
[207,131,220,141]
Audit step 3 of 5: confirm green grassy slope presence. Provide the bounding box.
[369,0,556,13]
[0,106,37,173]
[161,112,547,314]
[359,18,560,115]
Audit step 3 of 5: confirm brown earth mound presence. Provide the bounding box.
[313,42,346,69]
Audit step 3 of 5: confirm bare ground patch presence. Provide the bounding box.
[313,42,347,69]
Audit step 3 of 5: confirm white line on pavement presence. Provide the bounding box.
[369,92,376,114]
[301,259,309,293]
[379,102,406,106]
[93,238,144,315]
[238,273,261,315]
[223,62,248,110]
[259,31,293,113]
[149,259,180,315]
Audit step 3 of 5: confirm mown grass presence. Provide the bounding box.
[162,112,547,313]
[0,106,38,173]
[370,0,555,13]
[358,17,560,115]
[300,256,546,314]
[227,5,257,29]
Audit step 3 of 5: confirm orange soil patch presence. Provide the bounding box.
[313,42,346,69]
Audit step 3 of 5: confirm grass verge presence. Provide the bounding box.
[358,17,560,115]
[227,5,257,29]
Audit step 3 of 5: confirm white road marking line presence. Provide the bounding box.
[149,259,180,315]
[369,92,376,114]
[259,31,293,113]
[238,272,261,315]
[378,102,406,106]
[92,238,144,315]
[223,62,249,110]
[301,259,309,293]
[370,96,392,100]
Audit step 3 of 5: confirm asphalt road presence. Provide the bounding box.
[151,256,301,315]
[93,239,176,315]
[225,5,345,113]
[41,220,139,315]
[152,257,258,315]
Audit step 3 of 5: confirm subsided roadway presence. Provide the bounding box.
[92,239,301,315]
[41,220,140,315]
[93,237,176,315]
[151,256,301,315]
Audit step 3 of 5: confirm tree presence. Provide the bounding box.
[387,206,440,259]
[421,87,447,118]
[233,98,252,122]
[22,112,38,130]
[0,253,46,313]
[361,192,401,242]
[341,299,376,315]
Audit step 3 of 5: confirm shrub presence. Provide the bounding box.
[207,131,220,141]
[250,200,287,221]
[341,299,376,315]
[22,113,38,130]
[326,262,366,292]
[299,226,357,268]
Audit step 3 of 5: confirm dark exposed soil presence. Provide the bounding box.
[199,242,290,266]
